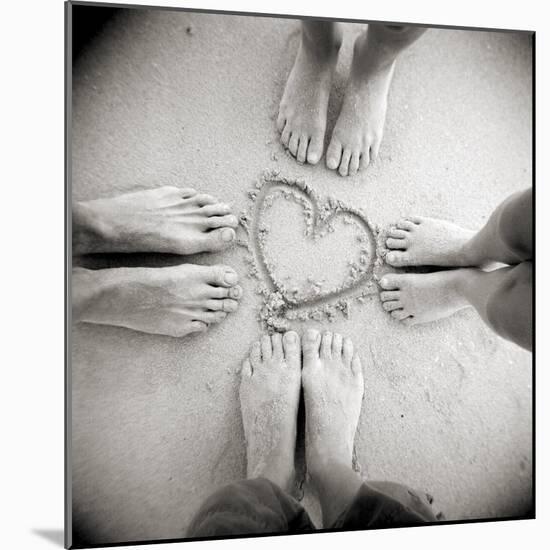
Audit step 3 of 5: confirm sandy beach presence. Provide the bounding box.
[71,8,532,545]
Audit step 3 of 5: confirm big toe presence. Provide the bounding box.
[386,251,411,267]
[302,328,321,360]
[306,134,324,165]
[326,139,342,170]
[379,274,403,291]
[206,265,239,288]
[282,331,300,365]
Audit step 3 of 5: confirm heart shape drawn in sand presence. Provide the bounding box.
[239,171,382,331]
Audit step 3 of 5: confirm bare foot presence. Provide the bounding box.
[277,32,340,165]
[240,332,302,491]
[379,271,471,326]
[385,216,476,268]
[73,186,238,255]
[301,329,364,475]
[326,34,395,177]
[73,264,242,337]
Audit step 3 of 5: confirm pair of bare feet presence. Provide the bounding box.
[240,329,364,526]
[379,216,481,325]
[73,186,243,337]
[277,23,425,177]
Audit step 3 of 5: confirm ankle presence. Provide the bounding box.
[450,268,480,304]
[460,236,486,267]
[301,30,341,63]
[250,459,295,492]
[354,32,398,75]
[307,448,353,483]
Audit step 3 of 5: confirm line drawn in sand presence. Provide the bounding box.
[237,170,387,332]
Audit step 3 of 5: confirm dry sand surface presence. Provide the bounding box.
[71,8,532,545]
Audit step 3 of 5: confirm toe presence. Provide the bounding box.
[193,193,217,206]
[206,214,238,229]
[201,203,231,216]
[379,275,401,290]
[380,290,400,301]
[197,310,227,324]
[359,150,371,171]
[271,332,283,358]
[342,337,354,364]
[349,152,360,176]
[370,139,381,161]
[382,300,402,312]
[205,298,238,313]
[302,328,321,359]
[242,358,253,377]
[228,285,243,299]
[179,188,197,199]
[307,135,323,165]
[189,320,208,333]
[250,341,261,367]
[281,122,291,146]
[326,139,342,170]
[386,251,410,267]
[206,266,239,288]
[276,111,286,132]
[338,149,351,177]
[222,299,239,312]
[282,331,300,362]
[288,134,299,157]
[401,317,416,326]
[391,309,410,321]
[261,334,272,360]
[388,228,408,239]
[297,135,309,164]
[321,332,333,358]
[396,220,416,231]
[332,332,343,356]
[209,285,242,300]
[386,238,407,250]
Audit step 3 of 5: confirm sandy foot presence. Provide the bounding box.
[277,39,338,165]
[301,329,364,473]
[75,186,238,254]
[240,331,302,490]
[76,264,242,337]
[379,272,470,325]
[326,36,395,177]
[385,216,476,268]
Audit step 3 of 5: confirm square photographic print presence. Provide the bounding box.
[66,2,534,547]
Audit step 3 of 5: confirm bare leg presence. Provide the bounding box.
[302,329,365,526]
[385,188,533,268]
[240,332,302,492]
[277,21,342,165]
[379,263,532,351]
[73,187,238,255]
[326,25,426,176]
[72,264,242,337]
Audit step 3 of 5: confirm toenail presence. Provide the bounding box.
[221,228,234,242]
[230,286,242,298]
[286,332,296,343]
[387,253,395,262]
[224,271,238,285]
